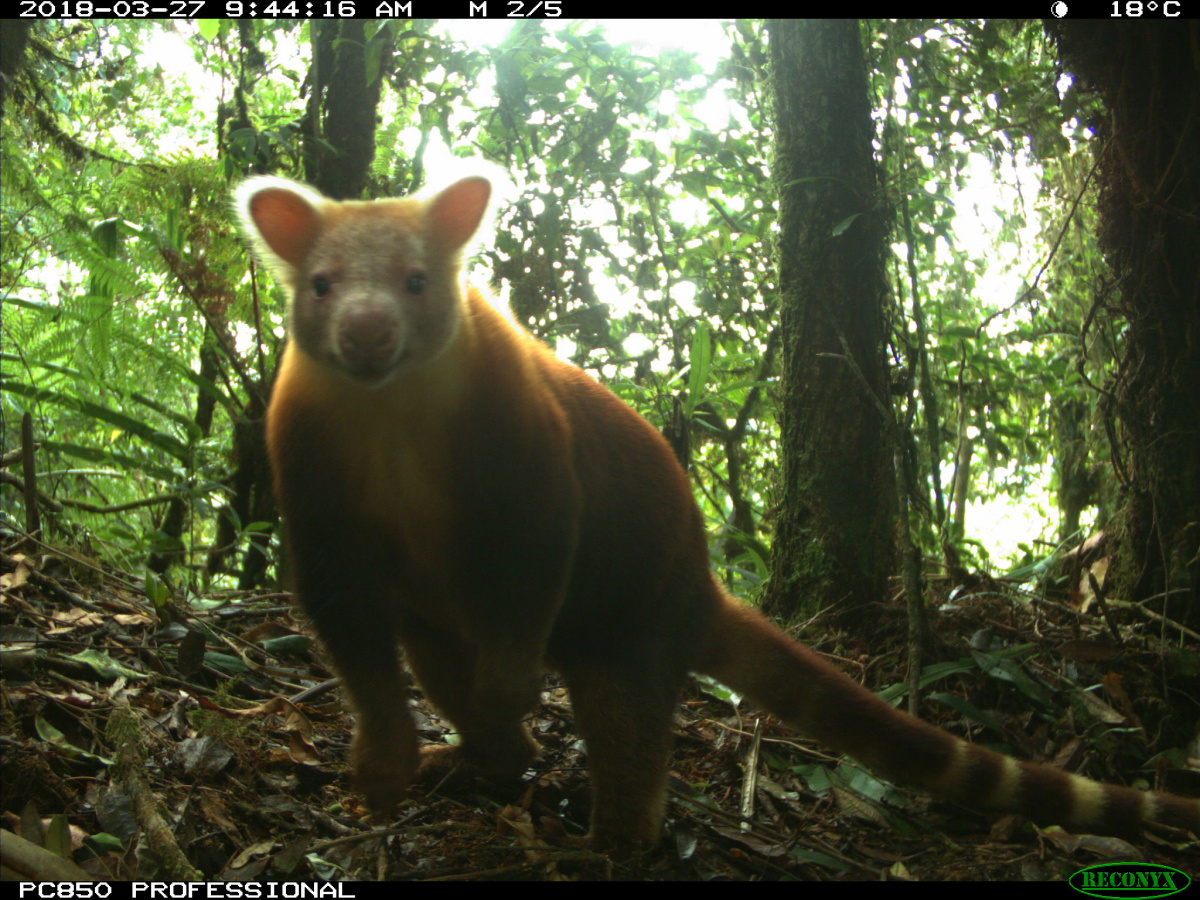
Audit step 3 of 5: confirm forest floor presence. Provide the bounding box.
[2,538,1198,882]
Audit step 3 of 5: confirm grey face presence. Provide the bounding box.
[290,211,464,387]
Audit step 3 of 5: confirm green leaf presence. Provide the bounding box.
[44,816,73,859]
[3,381,189,460]
[970,649,1053,709]
[35,714,114,766]
[831,213,861,237]
[926,691,1009,736]
[84,833,126,855]
[693,673,742,708]
[196,19,221,41]
[65,650,149,682]
[203,652,250,676]
[685,321,712,416]
[260,635,314,657]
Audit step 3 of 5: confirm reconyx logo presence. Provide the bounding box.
[1070,863,1191,899]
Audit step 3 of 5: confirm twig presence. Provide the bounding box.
[110,706,203,881]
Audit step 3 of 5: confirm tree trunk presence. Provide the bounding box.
[1048,22,1200,625]
[763,20,895,623]
[305,21,394,199]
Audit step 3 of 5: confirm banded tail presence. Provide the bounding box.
[702,592,1200,835]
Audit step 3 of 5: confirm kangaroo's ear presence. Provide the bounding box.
[424,176,493,252]
[235,177,328,280]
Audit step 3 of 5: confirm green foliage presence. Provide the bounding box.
[871,20,1113,565]
[1,18,1114,592]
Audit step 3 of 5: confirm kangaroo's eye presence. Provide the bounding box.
[406,273,427,294]
[312,275,332,298]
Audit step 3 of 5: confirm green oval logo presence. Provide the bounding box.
[1070,863,1191,899]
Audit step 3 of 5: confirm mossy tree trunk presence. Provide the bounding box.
[1048,22,1200,625]
[763,20,895,623]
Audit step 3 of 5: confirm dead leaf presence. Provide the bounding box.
[706,824,788,857]
[228,839,277,870]
[832,785,888,827]
[887,860,915,880]
[286,730,321,766]
[176,736,234,773]
[51,609,103,628]
[1,558,33,593]
[1101,672,1144,730]
[113,613,154,627]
